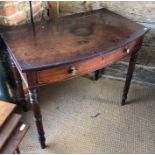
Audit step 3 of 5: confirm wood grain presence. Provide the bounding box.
[37,39,139,85]
[0,114,22,150]
[0,8,148,149]
[0,101,16,127]
[1,122,30,154]
[1,8,147,72]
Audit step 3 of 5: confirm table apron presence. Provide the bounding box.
[34,38,140,87]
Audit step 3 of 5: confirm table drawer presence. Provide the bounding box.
[37,39,139,85]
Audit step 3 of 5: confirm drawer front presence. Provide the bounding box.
[37,39,139,85]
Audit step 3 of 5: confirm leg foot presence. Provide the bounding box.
[16,147,21,154]
[121,97,126,106]
[94,69,104,80]
[40,137,46,149]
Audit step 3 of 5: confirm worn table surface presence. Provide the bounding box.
[0,8,147,72]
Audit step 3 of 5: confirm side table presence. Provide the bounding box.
[0,8,149,148]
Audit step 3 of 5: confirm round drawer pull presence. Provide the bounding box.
[124,47,130,54]
[68,66,77,75]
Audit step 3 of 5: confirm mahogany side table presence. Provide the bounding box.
[0,8,148,149]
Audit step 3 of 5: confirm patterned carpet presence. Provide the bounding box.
[20,78,155,153]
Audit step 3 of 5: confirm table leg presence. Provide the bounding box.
[94,69,104,80]
[0,57,10,101]
[10,59,27,111]
[121,50,139,105]
[28,88,46,149]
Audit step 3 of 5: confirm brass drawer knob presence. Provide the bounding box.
[124,47,130,54]
[68,66,77,75]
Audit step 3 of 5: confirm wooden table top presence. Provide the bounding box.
[0,8,147,72]
[0,101,16,127]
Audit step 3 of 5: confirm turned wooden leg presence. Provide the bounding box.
[0,57,10,101]
[1,50,15,89]
[10,59,27,111]
[121,49,139,105]
[28,88,46,149]
[1,50,16,101]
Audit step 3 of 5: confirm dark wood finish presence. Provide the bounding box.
[0,101,15,127]
[16,147,21,154]
[94,69,103,80]
[28,88,46,149]
[1,9,147,72]
[36,39,139,86]
[0,8,148,148]
[121,42,141,105]
[10,58,27,112]
[0,55,10,102]
[1,122,30,154]
[0,114,22,150]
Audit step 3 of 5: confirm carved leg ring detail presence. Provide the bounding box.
[28,89,46,149]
